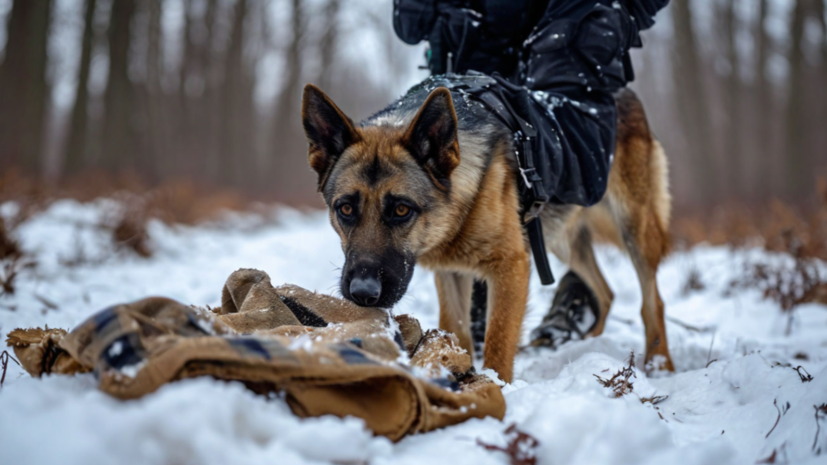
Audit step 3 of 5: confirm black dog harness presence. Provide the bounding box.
[427,73,560,284]
[465,76,556,285]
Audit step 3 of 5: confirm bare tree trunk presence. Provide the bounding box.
[785,0,809,202]
[270,0,306,198]
[318,0,341,90]
[0,0,53,174]
[274,0,305,127]
[182,0,219,182]
[143,0,163,182]
[819,0,827,69]
[671,0,717,205]
[63,0,98,176]
[753,0,772,200]
[177,0,196,180]
[102,0,137,172]
[722,0,742,198]
[145,0,162,90]
[220,0,255,188]
[815,0,827,178]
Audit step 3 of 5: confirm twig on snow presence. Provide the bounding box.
[1,350,20,388]
[666,316,714,333]
[766,399,781,439]
[793,366,813,383]
[640,394,669,405]
[706,332,716,367]
[476,424,539,465]
[814,404,827,454]
[595,351,636,397]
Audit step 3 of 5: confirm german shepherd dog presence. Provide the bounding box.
[301,81,673,383]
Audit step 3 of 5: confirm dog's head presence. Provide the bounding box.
[301,84,459,308]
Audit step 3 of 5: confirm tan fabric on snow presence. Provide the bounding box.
[6,269,504,440]
[410,329,473,377]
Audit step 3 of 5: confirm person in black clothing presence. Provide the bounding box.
[392,0,669,350]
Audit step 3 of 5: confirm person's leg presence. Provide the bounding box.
[529,219,614,348]
[469,279,488,359]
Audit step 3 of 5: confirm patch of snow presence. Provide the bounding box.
[0,200,825,464]
[118,359,147,379]
[107,340,123,358]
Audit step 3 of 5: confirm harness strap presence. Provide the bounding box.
[526,217,555,285]
[461,81,555,285]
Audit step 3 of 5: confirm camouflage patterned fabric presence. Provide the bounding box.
[6,269,505,441]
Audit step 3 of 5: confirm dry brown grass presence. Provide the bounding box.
[0,249,35,297]
[726,226,827,333]
[594,351,637,397]
[0,219,36,304]
[109,197,153,258]
[671,180,827,261]
[0,188,37,298]
[681,265,706,296]
[476,424,539,465]
[0,256,22,296]
[0,217,21,260]
[672,182,827,327]
[0,171,259,260]
[0,170,253,227]
[728,250,827,308]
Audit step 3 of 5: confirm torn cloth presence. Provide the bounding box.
[6,269,504,441]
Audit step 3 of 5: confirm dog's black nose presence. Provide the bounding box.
[350,276,382,306]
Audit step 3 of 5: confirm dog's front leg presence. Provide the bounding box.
[482,248,530,383]
[435,271,475,357]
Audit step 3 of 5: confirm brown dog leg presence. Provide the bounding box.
[622,214,674,372]
[482,250,530,383]
[435,271,475,357]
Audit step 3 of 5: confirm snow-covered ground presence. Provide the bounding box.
[1,200,825,465]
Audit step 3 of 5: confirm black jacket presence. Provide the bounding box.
[393,0,669,207]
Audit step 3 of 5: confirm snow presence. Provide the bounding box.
[1,199,826,464]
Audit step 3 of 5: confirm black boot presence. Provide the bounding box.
[530,271,600,349]
[470,279,487,359]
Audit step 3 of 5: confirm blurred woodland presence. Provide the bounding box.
[0,0,419,205]
[0,0,825,210]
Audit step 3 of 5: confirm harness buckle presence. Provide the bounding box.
[523,200,545,223]
[519,167,536,188]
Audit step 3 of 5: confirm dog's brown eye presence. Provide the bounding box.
[395,205,410,217]
[339,204,353,216]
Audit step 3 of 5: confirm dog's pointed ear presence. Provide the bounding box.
[302,84,360,190]
[402,87,460,190]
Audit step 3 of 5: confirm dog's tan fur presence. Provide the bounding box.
[302,84,673,383]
